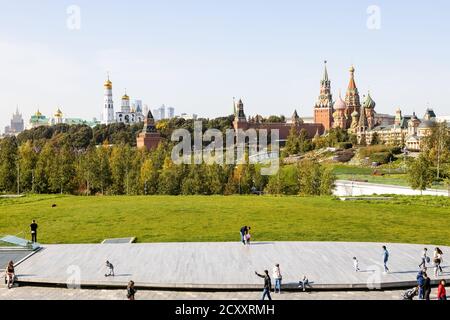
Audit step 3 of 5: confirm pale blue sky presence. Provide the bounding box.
[1,0,449,132]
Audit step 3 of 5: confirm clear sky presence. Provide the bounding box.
[1,0,450,133]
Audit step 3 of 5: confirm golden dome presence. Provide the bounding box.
[54,108,63,117]
[349,65,355,73]
[122,94,130,100]
[104,79,112,89]
[35,109,42,117]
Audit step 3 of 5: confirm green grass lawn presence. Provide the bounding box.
[1,194,450,246]
[331,164,410,186]
[330,164,447,189]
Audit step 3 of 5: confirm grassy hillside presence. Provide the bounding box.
[1,194,449,245]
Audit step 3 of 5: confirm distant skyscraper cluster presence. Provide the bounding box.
[152,104,176,121]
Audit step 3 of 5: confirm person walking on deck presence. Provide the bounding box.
[382,246,389,273]
[255,270,272,301]
[353,257,360,272]
[419,248,428,269]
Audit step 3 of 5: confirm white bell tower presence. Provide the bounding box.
[103,73,115,124]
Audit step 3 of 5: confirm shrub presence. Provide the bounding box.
[337,142,353,150]
[359,145,400,158]
[334,150,355,163]
[390,146,403,155]
[369,152,394,165]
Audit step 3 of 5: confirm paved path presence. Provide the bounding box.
[11,242,450,290]
[0,286,442,300]
[334,180,449,197]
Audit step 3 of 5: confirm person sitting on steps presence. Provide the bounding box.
[5,261,15,289]
[298,275,311,292]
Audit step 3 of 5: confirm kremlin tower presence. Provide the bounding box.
[314,61,334,131]
[103,74,115,125]
[137,110,162,151]
[233,99,249,131]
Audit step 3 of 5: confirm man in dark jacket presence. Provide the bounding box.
[30,220,38,243]
[255,270,272,300]
[423,272,431,300]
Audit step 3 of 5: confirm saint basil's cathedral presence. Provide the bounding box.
[313,62,377,134]
[233,62,380,142]
[233,61,445,151]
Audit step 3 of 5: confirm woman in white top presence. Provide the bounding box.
[433,247,443,277]
[272,264,282,294]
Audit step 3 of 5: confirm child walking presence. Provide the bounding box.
[105,260,115,277]
[353,257,360,272]
[245,227,251,245]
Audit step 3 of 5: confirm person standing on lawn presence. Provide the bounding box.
[30,220,38,243]
[240,226,248,245]
[245,227,252,245]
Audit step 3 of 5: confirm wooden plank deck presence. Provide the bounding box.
[12,242,450,290]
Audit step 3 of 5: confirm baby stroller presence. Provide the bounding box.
[401,287,418,300]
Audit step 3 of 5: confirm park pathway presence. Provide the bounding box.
[334,180,449,197]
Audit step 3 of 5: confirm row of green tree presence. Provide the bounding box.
[0,135,336,196]
[15,116,235,151]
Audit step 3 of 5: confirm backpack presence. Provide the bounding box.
[426,257,431,263]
